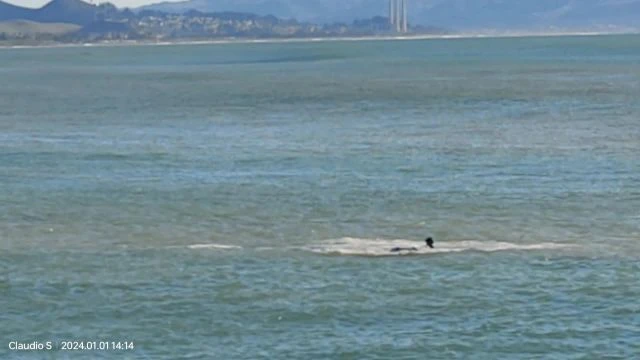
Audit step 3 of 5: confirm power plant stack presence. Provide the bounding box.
[389,0,408,33]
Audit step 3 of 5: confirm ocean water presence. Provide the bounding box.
[1,35,640,359]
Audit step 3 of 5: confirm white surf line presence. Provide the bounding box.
[304,238,575,257]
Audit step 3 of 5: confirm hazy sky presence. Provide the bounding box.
[5,0,171,8]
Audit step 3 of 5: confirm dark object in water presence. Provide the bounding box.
[425,237,434,248]
[390,246,418,252]
[389,237,435,253]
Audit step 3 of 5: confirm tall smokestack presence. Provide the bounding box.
[395,0,401,32]
[389,0,395,26]
[402,0,408,32]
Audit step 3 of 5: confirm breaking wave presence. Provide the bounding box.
[184,243,242,250]
[305,237,572,257]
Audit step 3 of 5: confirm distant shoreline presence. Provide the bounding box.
[1,31,637,50]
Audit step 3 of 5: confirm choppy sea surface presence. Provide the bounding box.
[1,35,640,359]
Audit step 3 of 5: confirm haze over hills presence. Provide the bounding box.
[141,0,640,30]
[0,19,80,35]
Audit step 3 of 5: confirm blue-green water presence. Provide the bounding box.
[1,35,640,359]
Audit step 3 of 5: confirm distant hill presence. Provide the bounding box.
[419,0,640,30]
[140,0,382,23]
[0,0,134,41]
[140,0,640,30]
[3,0,640,33]
[32,0,98,25]
[0,0,425,43]
[75,19,128,34]
[0,1,32,21]
[0,0,109,25]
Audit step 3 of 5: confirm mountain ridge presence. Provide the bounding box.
[140,0,640,29]
[0,1,33,20]
[0,0,103,25]
[1,0,440,43]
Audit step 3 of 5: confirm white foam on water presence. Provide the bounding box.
[185,243,243,250]
[305,237,573,257]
